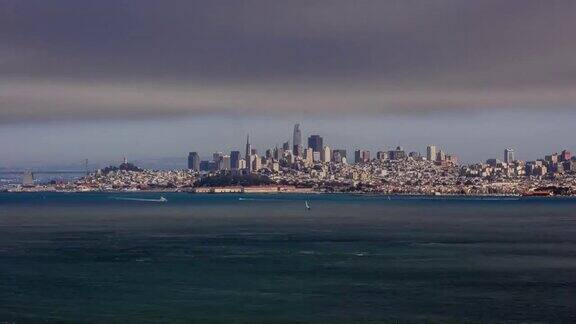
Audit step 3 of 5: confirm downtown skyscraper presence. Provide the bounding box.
[427,145,437,162]
[188,152,200,171]
[307,135,323,153]
[245,134,252,172]
[293,124,302,157]
[504,148,515,164]
[230,151,241,170]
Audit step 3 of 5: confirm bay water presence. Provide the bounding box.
[1,193,575,322]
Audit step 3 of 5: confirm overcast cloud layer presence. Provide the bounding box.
[1,0,576,122]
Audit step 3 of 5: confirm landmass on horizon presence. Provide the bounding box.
[4,124,575,197]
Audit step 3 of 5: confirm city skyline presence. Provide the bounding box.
[2,112,576,170]
[184,122,569,173]
[7,123,575,196]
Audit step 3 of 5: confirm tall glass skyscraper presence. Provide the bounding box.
[188,152,200,171]
[504,148,515,164]
[427,145,437,162]
[307,135,323,152]
[293,124,302,157]
[230,151,240,170]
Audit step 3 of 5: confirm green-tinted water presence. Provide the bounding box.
[1,193,575,322]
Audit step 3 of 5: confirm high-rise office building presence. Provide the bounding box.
[230,151,241,170]
[221,155,231,170]
[199,160,211,172]
[305,148,314,166]
[486,158,499,167]
[376,151,388,160]
[247,155,255,172]
[213,152,224,170]
[560,150,572,162]
[545,153,558,164]
[252,154,261,171]
[332,149,347,163]
[390,146,406,160]
[427,145,437,162]
[446,155,458,164]
[436,150,446,162]
[274,146,284,160]
[355,150,370,163]
[313,151,321,162]
[239,158,247,170]
[188,152,200,171]
[307,135,323,152]
[293,124,302,157]
[272,146,278,160]
[286,151,295,164]
[282,141,290,152]
[332,150,342,163]
[504,148,515,164]
[362,150,371,162]
[563,160,574,172]
[321,146,331,163]
[213,152,223,162]
[552,163,565,174]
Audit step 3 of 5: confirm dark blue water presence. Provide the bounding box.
[1,193,576,323]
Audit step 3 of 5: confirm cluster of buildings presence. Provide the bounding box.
[187,124,458,176]
[187,124,340,174]
[180,124,576,196]
[461,149,575,179]
[267,154,463,195]
[5,124,576,196]
[76,168,197,191]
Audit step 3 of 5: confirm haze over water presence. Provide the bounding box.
[1,193,575,322]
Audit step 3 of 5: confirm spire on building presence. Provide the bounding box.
[245,133,252,172]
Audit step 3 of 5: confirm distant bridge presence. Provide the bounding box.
[0,171,88,175]
[0,159,92,176]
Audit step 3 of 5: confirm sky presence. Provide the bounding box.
[1,0,575,168]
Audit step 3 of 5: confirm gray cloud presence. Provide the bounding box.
[1,0,575,122]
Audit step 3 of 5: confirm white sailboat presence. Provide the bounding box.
[305,200,311,210]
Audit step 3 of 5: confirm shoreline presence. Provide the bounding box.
[2,189,575,199]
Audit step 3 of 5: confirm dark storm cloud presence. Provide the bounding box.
[1,0,575,122]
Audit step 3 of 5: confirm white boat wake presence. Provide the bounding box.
[110,196,168,203]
